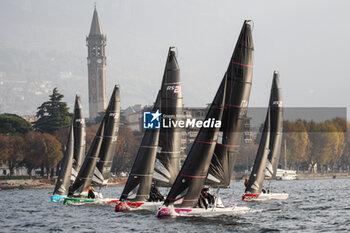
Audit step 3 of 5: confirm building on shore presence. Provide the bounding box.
[87,6,107,122]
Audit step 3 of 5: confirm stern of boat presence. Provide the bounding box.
[242,193,260,202]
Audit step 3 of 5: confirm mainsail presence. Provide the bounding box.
[245,110,271,194]
[163,76,227,208]
[70,95,86,183]
[120,92,161,202]
[69,85,120,195]
[53,124,74,195]
[265,71,283,179]
[68,121,105,196]
[206,20,254,188]
[92,85,121,186]
[153,47,183,187]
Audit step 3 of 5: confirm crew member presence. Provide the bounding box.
[88,186,96,199]
[244,178,248,187]
[198,188,215,209]
[148,183,164,202]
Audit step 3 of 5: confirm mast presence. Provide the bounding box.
[163,75,227,208]
[153,47,183,187]
[245,110,271,194]
[265,71,283,179]
[119,92,161,202]
[92,85,121,186]
[70,95,86,184]
[53,124,74,195]
[206,20,254,188]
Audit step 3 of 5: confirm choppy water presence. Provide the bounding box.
[1,179,350,232]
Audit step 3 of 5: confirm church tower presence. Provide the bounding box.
[87,6,107,121]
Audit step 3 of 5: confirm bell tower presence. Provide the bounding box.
[87,5,107,121]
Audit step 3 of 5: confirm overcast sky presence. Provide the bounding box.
[1,0,349,117]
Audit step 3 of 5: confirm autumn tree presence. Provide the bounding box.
[112,126,141,174]
[0,135,25,176]
[308,122,344,172]
[23,132,45,178]
[85,124,99,150]
[33,87,71,134]
[41,133,63,177]
[283,120,310,170]
[339,122,350,171]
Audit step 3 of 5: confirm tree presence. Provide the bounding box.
[339,122,350,171]
[41,133,63,177]
[0,135,25,176]
[283,120,310,170]
[112,126,141,174]
[85,123,99,150]
[23,132,46,178]
[0,134,10,168]
[33,87,71,134]
[308,122,343,172]
[0,113,33,136]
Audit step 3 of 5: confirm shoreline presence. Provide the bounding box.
[1,173,349,191]
[0,177,127,191]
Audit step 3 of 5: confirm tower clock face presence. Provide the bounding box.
[97,58,102,64]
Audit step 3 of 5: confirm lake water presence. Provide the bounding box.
[1,179,349,232]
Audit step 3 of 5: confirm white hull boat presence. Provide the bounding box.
[157,204,250,217]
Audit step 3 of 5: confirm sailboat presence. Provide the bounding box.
[51,124,74,202]
[51,95,86,202]
[157,20,253,217]
[64,85,121,205]
[242,71,288,201]
[115,47,183,212]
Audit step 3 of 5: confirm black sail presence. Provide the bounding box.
[53,124,74,195]
[245,110,270,194]
[120,92,161,202]
[70,95,86,184]
[153,47,183,187]
[69,121,105,196]
[206,20,254,188]
[93,85,121,186]
[164,76,227,208]
[265,71,283,179]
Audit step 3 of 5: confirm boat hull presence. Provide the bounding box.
[51,195,67,202]
[115,201,163,212]
[63,197,119,205]
[242,192,289,202]
[157,205,250,217]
